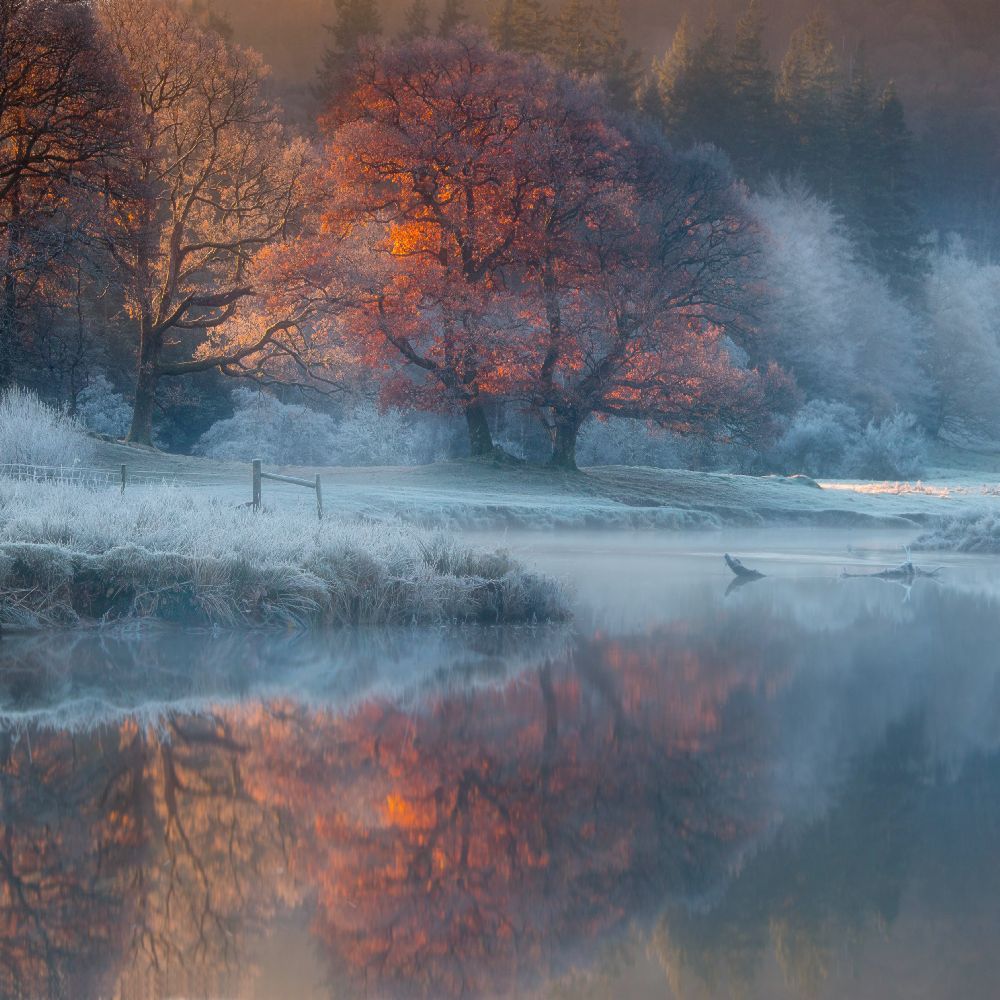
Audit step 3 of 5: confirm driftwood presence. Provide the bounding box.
[723,552,940,600]
[841,560,941,582]
[724,554,765,595]
[725,554,764,580]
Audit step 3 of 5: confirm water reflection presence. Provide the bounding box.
[2,577,1000,999]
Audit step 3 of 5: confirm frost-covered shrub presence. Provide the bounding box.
[767,400,861,477]
[752,184,931,419]
[75,373,132,438]
[195,389,451,467]
[577,417,684,468]
[195,389,340,464]
[335,401,451,466]
[926,239,1000,448]
[577,417,759,472]
[846,411,927,480]
[0,386,94,468]
[767,401,925,478]
[914,513,1000,554]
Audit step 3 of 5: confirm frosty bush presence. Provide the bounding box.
[195,389,450,467]
[846,411,927,480]
[768,401,925,479]
[576,416,758,472]
[914,513,1000,554]
[75,373,132,438]
[334,401,450,466]
[577,417,684,469]
[752,184,931,419]
[194,388,339,464]
[768,400,861,477]
[0,478,569,628]
[0,386,95,469]
[926,240,1000,448]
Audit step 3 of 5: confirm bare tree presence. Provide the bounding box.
[97,0,315,444]
[0,0,128,385]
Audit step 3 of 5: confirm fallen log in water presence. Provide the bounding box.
[725,554,765,580]
[841,560,942,582]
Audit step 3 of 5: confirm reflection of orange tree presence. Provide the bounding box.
[0,714,306,1000]
[115,713,307,999]
[1,617,795,999]
[0,724,147,999]
[244,623,788,998]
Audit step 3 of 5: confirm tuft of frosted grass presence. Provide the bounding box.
[914,513,1000,554]
[0,385,96,468]
[0,479,569,628]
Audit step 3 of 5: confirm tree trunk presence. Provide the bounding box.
[465,399,495,458]
[549,417,581,471]
[0,210,22,389]
[128,320,158,445]
[0,269,16,389]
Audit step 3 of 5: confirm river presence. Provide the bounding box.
[2,529,999,999]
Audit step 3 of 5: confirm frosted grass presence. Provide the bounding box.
[0,478,568,628]
[914,512,1000,554]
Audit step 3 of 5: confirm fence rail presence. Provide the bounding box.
[253,459,323,519]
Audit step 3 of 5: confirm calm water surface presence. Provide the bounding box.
[3,529,1000,999]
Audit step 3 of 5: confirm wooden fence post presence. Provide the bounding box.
[120,464,127,495]
[252,459,262,511]
[315,475,323,520]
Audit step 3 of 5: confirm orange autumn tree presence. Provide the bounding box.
[317,34,577,457]
[511,113,796,468]
[315,33,791,465]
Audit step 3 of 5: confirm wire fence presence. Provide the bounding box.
[0,462,238,491]
[0,460,326,518]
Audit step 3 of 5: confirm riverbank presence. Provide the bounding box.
[0,478,567,629]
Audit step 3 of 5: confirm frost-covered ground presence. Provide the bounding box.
[85,435,1000,532]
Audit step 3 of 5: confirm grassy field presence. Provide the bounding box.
[88,437,1000,531]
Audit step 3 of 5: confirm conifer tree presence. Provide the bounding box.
[490,0,514,50]
[596,0,642,109]
[872,82,927,291]
[635,73,665,123]
[401,0,430,40]
[658,14,733,149]
[655,14,695,138]
[315,0,383,107]
[685,14,734,148]
[836,45,879,249]
[438,0,468,38]
[490,0,550,55]
[728,0,777,183]
[777,9,840,195]
[554,0,600,75]
[552,0,640,109]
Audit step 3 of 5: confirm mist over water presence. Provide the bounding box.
[3,530,1000,998]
